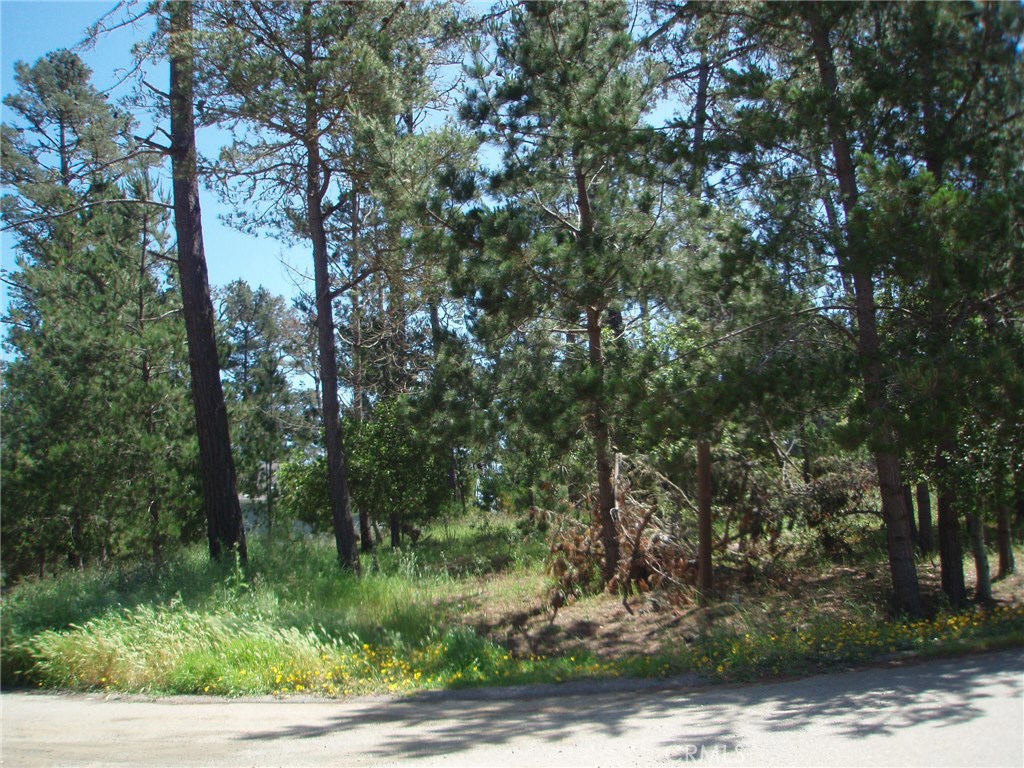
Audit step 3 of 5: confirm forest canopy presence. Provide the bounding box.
[2,0,1022,619]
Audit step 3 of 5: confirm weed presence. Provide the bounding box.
[2,521,1022,697]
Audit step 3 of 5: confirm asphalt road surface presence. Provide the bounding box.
[2,649,1022,767]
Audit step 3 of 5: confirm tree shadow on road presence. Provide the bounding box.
[235,650,1023,763]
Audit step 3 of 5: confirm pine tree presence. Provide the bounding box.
[167,0,247,562]
[863,1,1023,605]
[2,51,197,574]
[704,1,1022,613]
[218,280,312,534]
[460,0,671,583]
[195,0,454,570]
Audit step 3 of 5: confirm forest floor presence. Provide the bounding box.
[468,552,1024,661]
[4,520,1022,697]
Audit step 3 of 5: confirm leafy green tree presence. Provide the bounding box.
[1,49,128,203]
[860,1,1023,605]
[700,1,1023,614]
[348,397,451,548]
[701,4,901,610]
[277,454,331,536]
[277,398,451,546]
[793,3,922,615]
[366,115,492,522]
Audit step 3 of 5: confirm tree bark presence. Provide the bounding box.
[168,0,246,563]
[966,509,992,603]
[937,489,966,605]
[350,193,373,554]
[804,6,921,616]
[298,8,359,573]
[1012,447,1024,529]
[1016,479,1024,529]
[390,511,402,550]
[903,484,918,546]
[265,458,274,537]
[573,146,619,585]
[996,503,1015,579]
[697,439,713,603]
[309,173,360,572]
[935,445,967,606]
[916,482,934,555]
[586,306,620,584]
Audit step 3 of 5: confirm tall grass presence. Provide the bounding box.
[3,520,1022,697]
[2,517,551,693]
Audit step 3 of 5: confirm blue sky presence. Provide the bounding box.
[1,0,309,316]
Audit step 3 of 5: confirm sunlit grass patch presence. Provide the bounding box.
[3,521,1022,698]
[2,516,558,696]
[681,602,1024,682]
[10,597,1024,697]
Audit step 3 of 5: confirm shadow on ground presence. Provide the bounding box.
[236,650,1023,763]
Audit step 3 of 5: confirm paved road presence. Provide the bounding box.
[2,650,1022,767]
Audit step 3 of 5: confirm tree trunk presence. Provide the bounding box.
[935,445,967,606]
[903,484,918,547]
[696,439,714,603]
[149,499,162,564]
[429,301,443,349]
[692,47,714,600]
[302,12,358,573]
[309,185,359,572]
[574,144,619,585]
[996,503,1014,579]
[805,6,921,616]
[937,488,966,606]
[586,306,620,585]
[390,511,401,549]
[1013,448,1024,528]
[966,510,992,604]
[169,1,246,563]
[916,482,934,555]
[352,285,373,554]
[265,458,274,537]
[1016,482,1024,529]
[875,450,921,614]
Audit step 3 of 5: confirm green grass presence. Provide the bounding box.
[3,518,1023,697]
[674,603,1024,682]
[1,516,553,694]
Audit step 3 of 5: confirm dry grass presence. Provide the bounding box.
[467,544,1024,663]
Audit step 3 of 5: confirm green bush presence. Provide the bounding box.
[277,454,331,534]
[347,397,452,530]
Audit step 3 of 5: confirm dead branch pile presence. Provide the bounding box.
[546,453,699,603]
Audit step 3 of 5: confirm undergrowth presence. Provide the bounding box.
[2,516,1022,697]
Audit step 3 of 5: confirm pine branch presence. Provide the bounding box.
[2,198,174,232]
[328,266,379,300]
